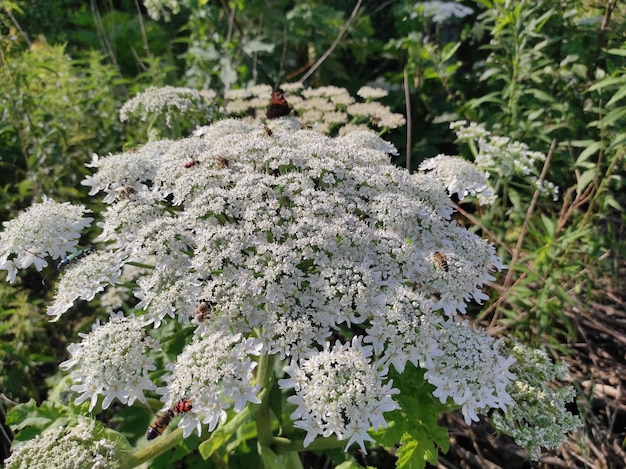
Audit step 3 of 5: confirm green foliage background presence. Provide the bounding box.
[1,0,625,467]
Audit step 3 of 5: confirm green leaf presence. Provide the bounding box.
[577,168,596,194]
[199,426,236,459]
[608,132,626,150]
[605,84,626,107]
[258,444,304,469]
[371,365,449,469]
[5,399,63,431]
[336,461,367,469]
[575,141,601,165]
[599,106,626,127]
[607,48,626,57]
[587,76,625,92]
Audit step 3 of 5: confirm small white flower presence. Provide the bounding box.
[0,196,93,282]
[491,341,582,460]
[419,154,495,204]
[364,285,443,372]
[60,313,158,412]
[336,130,399,155]
[82,140,173,201]
[158,332,263,437]
[423,319,515,425]
[357,86,388,100]
[278,336,399,452]
[47,250,127,321]
[415,1,474,23]
[142,0,181,21]
[3,416,122,469]
[450,120,559,200]
[119,86,214,128]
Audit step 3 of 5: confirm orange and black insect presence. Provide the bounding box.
[433,251,449,272]
[184,160,200,168]
[173,399,193,414]
[266,88,291,119]
[262,125,273,136]
[146,400,193,440]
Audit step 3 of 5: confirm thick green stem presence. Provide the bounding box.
[126,427,185,467]
[255,352,276,446]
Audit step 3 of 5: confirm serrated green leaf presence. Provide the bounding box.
[370,417,404,447]
[5,399,63,430]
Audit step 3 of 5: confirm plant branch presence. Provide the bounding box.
[404,66,412,171]
[134,0,152,61]
[299,0,363,84]
[490,138,557,327]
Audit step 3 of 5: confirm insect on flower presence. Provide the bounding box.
[184,160,200,168]
[118,186,136,200]
[266,88,291,119]
[215,155,230,169]
[173,399,193,414]
[146,409,175,440]
[192,300,213,323]
[263,125,273,136]
[433,251,449,272]
[146,399,193,440]
[58,247,95,271]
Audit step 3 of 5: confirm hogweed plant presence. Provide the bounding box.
[2,87,580,468]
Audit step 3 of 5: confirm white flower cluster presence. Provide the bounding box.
[491,343,582,460]
[279,337,400,451]
[47,250,127,321]
[425,320,515,425]
[0,196,93,283]
[412,1,474,23]
[419,154,495,204]
[223,83,405,135]
[60,313,158,411]
[119,86,214,129]
[66,118,509,448]
[5,115,576,455]
[3,416,122,469]
[157,332,263,437]
[450,120,560,201]
[142,0,181,21]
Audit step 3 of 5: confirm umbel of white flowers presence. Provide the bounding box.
[0,117,578,459]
